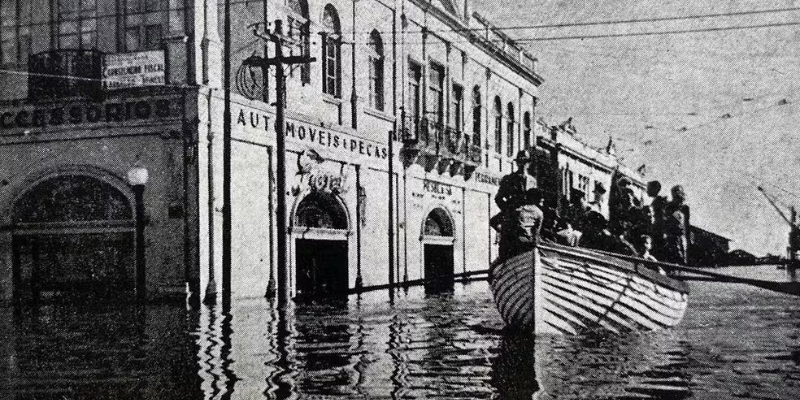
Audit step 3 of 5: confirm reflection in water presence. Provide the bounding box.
[196,303,237,400]
[5,267,800,399]
[491,331,539,400]
[0,302,202,400]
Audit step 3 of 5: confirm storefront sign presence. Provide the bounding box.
[474,171,501,186]
[103,50,166,89]
[423,179,453,196]
[235,108,389,160]
[0,98,175,133]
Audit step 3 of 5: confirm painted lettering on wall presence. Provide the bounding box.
[474,172,501,186]
[423,180,453,196]
[0,98,174,132]
[235,107,389,160]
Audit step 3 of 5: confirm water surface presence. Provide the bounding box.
[1,266,799,399]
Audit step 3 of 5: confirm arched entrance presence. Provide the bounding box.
[293,191,349,300]
[11,175,135,301]
[422,208,455,294]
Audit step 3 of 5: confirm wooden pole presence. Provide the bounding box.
[221,0,232,310]
[273,20,289,308]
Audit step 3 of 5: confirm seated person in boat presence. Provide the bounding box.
[581,210,638,256]
[610,176,642,236]
[555,219,582,247]
[637,234,666,275]
[501,188,545,260]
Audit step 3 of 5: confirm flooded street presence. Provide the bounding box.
[2,267,799,399]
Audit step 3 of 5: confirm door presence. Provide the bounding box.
[295,239,348,301]
[424,244,454,294]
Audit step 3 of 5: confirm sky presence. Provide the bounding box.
[475,0,800,256]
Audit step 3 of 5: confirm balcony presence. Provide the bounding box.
[28,49,103,100]
[400,113,478,176]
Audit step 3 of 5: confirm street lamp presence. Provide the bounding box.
[128,162,149,300]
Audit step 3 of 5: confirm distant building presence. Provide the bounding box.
[689,226,731,266]
[726,249,757,266]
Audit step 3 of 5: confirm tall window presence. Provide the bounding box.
[57,0,97,49]
[124,0,165,51]
[523,111,532,149]
[452,84,463,132]
[368,30,384,111]
[321,5,341,98]
[493,96,502,155]
[0,0,30,65]
[471,86,481,148]
[506,102,515,157]
[428,63,445,125]
[288,0,310,84]
[408,62,422,120]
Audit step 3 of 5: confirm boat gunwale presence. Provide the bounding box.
[537,242,691,295]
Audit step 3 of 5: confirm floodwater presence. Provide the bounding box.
[1,266,799,399]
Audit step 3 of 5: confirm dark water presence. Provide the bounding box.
[2,266,799,399]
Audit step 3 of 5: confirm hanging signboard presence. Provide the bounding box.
[102,50,166,89]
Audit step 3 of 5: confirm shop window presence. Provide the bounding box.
[321,4,341,98]
[368,30,384,111]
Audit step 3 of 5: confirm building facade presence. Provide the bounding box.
[0,0,543,302]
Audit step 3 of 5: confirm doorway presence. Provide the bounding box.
[293,191,350,301]
[295,239,348,300]
[11,174,135,302]
[422,207,455,294]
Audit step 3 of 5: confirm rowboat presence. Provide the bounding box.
[490,242,690,334]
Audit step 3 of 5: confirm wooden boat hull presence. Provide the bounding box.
[490,243,690,334]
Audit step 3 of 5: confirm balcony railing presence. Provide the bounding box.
[28,49,103,100]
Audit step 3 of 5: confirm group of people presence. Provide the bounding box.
[492,150,692,270]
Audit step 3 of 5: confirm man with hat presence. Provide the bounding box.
[493,149,538,260]
[664,185,691,265]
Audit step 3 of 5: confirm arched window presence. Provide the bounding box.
[368,30,384,111]
[321,5,341,98]
[506,102,515,157]
[523,111,532,149]
[471,86,481,149]
[493,96,502,155]
[288,0,310,83]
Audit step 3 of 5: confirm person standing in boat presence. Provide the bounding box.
[493,150,538,257]
[505,188,545,259]
[647,180,668,259]
[664,185,691,265]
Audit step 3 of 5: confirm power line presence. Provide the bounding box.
[514,21,800,42]
[396,6,800,34]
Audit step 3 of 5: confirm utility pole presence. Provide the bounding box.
[388,130,395,299]
[221,0,232,310]
[245,20,315,308]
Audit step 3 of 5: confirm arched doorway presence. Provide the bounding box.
[422,208,455,294]
[11,175,135,302]
[293,191,349,300]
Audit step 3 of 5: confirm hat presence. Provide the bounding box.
[617,176,631,187]
[514,150,532,162]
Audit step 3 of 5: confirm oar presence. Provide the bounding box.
[590,248,800,297]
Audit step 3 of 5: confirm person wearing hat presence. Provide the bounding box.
[646,180,668,260]
[610,175,641,236]
[664,185,691,265]
[493,149,538,259]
